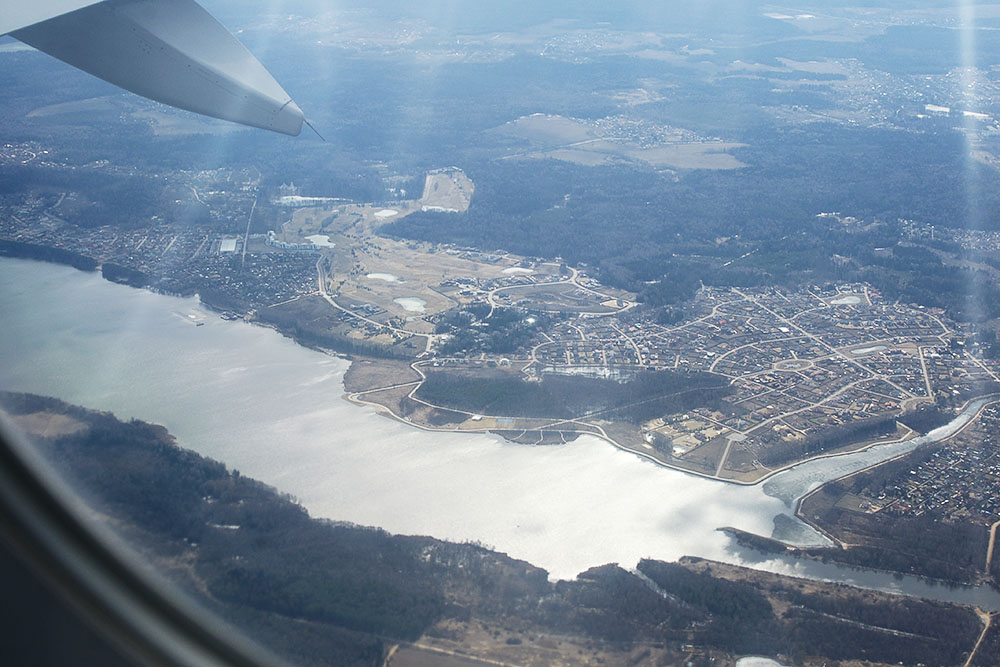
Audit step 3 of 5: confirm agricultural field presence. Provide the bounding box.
[495,113,747,169]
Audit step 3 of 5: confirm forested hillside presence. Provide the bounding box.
[0,392,986,666]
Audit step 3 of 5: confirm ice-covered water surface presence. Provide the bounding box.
[0,259,778,577]
[3,257,1000,609]
[393,297,426,312]
[761,401,990,509]
[304,234,335,248]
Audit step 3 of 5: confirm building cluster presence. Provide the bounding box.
[6,147,1000,476]
[861,404,1000,525]
[0,166,319,311]
[588,114,718,148]
[436,278,1000,471]
[264,230,319,253]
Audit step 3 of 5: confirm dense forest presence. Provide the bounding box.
[757,416,898,467]
[799,470,990,584]
[0,164,163,228]
[970,618,1000,667]
[7,13,1000,324]
[434,303,554,356]
[383,123,1000,320]
[415,368,731,423]
[256,305,419,359]
[0,238,98,272]
[101,262,150,288]
[636,560,779,655]
[897,406,955,434]
[1,391,986,666]
[802,518,988,584]
[638,559,981,667]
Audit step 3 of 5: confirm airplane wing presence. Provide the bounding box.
[4,0,304,136]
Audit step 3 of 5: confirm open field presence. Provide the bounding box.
[420,169,474,212]
[324,238,512,323]
[520,141,747,169]
[619,142,746,169]
[283,201,421,242]
[389,615,681,667]
[534,148,615,167]
[498,113,595,144]
[496,113,747,169]
[491,281,625,313]
[260,294,427,357]
[343,357,421,393]
[281,202,514,327]
[257,168,634,356]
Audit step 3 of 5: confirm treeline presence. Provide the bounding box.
[0,164,162,228]
[381,122,1000,321]
[543,564,693,643]
[859,255,1000,322]
[0,392,469,663]
[638,559,981,666]
[758,415,897,467]
[637,560,778,655]
[435,304,554,356]
[844,443,937,493]
[101,262,150,288]
[256,307,416,360]
[784,586,980,647]
[801,518,988,584]
[194,286,247,313]
[415,369,731,423]
[2,391,985,666]
[940,380,1000,407]
[0,239,98,271]
[803,469,990,584]
[720,527,789,555]
[898,406,954,435]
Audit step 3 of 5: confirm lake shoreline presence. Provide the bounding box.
[4,254,1000,607]
[3,245,986,490]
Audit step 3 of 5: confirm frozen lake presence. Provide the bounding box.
[3,258,999,609]
[394,296,427,312]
